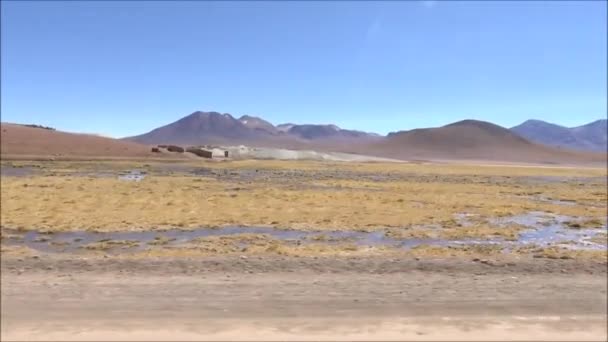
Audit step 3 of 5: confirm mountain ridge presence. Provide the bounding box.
[121,112,605,165]
[126,111,381,146]
[510,119,607,152]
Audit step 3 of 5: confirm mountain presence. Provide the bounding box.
[4,114,602,165]
[123,112,604,165]
[0,123,164,159]
[126,111,380,146]
[286,124,377,140]
[510,119,607,152]
[359,120,605,164]
[276,123,295,132]
[127,111,264,145]
[238,115,279,135]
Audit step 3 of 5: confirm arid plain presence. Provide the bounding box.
[1,157,607,341]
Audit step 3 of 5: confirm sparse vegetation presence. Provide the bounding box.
[564,218,606,229]
[439,224,527,241]
[588,232,608,245]
[147,236,176,245]
[1,161,605,233]
[527,246,607,261]
[407,244,504,257]
[1,160,606,260]
[81,240,140,251]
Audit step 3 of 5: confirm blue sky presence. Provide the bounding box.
[1,1,606,137]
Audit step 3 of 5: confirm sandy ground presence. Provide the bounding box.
[1,254,607,341]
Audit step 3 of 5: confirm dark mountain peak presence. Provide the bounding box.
[125,110,252,145]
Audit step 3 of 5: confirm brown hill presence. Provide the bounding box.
[359,120,606,165]
[0,123,164,159]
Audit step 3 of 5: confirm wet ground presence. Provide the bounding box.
[3,211,605,255]
[0,165,36,177]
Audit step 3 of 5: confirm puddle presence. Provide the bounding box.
[61,171,116,178]
[0,166,35,177]
[490,212,607,250]
[527,196,577,206]
[118,170,146,182]
[521,176,607,185]
[1,227,407,254]
[3,211,606,254]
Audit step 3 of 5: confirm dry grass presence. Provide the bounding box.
[1,160,605,234]
[384,226,441,239]
[588,232,608,245]
[531,246,607,261]
[439,224,527,241]
[406,244,504,258]
[147,236,176,246]
[81,240,140,251]
[126,235,392,258]
[563,218,607,229]
[0,245,38,257]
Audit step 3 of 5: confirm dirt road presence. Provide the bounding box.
[1,255,606,341]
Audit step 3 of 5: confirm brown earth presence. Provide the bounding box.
[0,123,186,160]
[1,254,607,341]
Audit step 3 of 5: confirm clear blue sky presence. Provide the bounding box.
[1,1,606,137]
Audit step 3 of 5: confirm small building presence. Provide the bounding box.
[166,145,184,153]
[186,147,213,158]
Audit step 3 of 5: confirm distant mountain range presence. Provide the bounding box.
[510,119,607,152]
[3,111,604,164]
[120,111,606,164]
[126,111,606,153]
[126,111,381,147]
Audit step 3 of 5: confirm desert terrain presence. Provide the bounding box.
[3,0,605,339]
[1,156,607,341]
